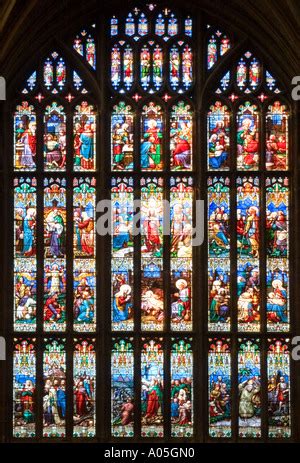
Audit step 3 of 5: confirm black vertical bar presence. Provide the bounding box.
[195,7,204,443]
[163,100,171,441]
[65,94,73,440]
[36,102,44,440]
[134,174,142,439]
[231,99,238,442]
[66,173,73,442]
[291,101,300,442]
[261,335,268,441]
[0,98,5,443]
[164,334,171,442]
[98,12,107,443]
[259,103,268,441]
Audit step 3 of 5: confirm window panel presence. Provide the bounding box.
[138,13,149,36]
[208,259,230,331]
[207,29,231,70]
[208,338,231,438]
[140,43,163,93]
[168,14,178,37]
[73,177,96,332]
[141,178,164,331]
[44,52,66,93]
[170,177,193,331]
[14,177,37,331]
[44,102,66,171]
[266,177,289,331]
[73,177,96,259]
[236,102,259,170]
[169,43,193,92]
[21,71,37,94]
[43,339,66,437]
[73,27,96,70]
[73,339,96,437]
[110,16,118,36]
[141,103,164,170]
[44,258,66,332]
[171,338,193,437]
[13,338,36,437]
[141,338,164,437]
[73,102,96,171]
[125,13,135,37]
[184,17,193,37]
[170,101,193,171]
[111,102,134,171]
[111,338,134,437]
[238,338,261,438]
[208,177,231,331]
[43,178,67,331]
[155,14,165,37]
[111,42,134,93]
[267,339,291,438]
[73,259,96,332]
[236,52,260,93]
[215,71,230,94]
[207,101,230,170]
[14,102,36,170]
[111,177,134,331]
[237,176,260,332]
[44,57,54,89]
[266,101,289,170]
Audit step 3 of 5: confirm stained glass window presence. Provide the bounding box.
[8,3,295,444]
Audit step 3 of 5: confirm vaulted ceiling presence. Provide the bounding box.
[0,0,299,85]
